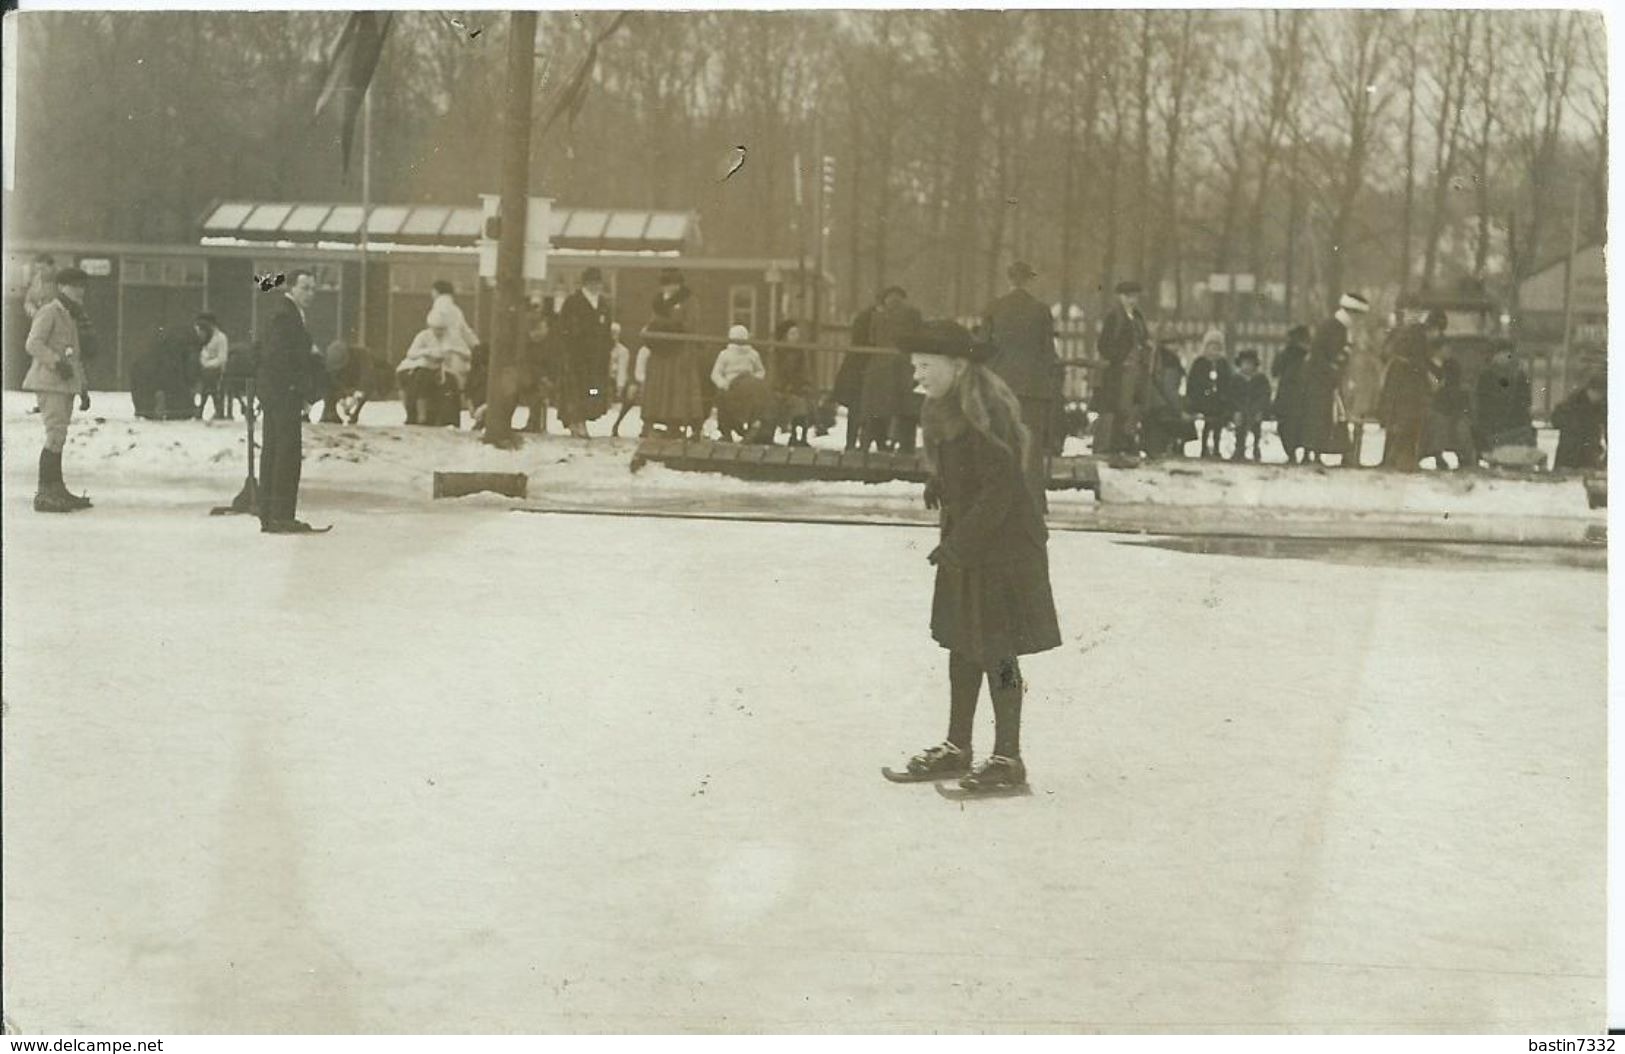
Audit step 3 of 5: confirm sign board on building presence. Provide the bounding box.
[478,195,552,281]
[78,258,112,278]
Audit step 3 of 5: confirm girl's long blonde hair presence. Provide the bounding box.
[921,360,1030,472]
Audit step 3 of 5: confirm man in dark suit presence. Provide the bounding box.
[1095,279,1150,456]
[556,267,614,439]
[257,269,325,534]
[983,260,1061,510]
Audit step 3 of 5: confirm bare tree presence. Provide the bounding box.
[1470,13,1501,280]
[1418,10,1477,290]
[1397,13,1420,295]
[1504,10,1581,306]
[1244,10,1308,288]
[1307,10,1398,310]
[1149,11,1204,311]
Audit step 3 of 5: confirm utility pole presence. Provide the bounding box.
[484,11,538,448]
[792,151,806,333]
[811,121,825,340]
[1559,177,1582,399]
[358,86,372,348]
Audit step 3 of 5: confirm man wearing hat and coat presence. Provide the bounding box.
[982,260,1061,510]
[557,267,615,439]
[1301,292,1371,466]
[256,269,326,533]
[24,266,95,512]
[1095,280,1150,456]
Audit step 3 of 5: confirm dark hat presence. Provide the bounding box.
[581,266,604,284]
[1007,260,1037,281]
[658,266,684,285]
[899,319,992,362]
[1287,324,1311,342]
[1236,348,1260,365]
[55,266,89,287]
[195,311,219,326]
[1114,280,1142,295]
[880,284,908,301]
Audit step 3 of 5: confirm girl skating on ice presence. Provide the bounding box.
[883,320,1063,796]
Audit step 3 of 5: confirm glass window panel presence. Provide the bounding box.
[402,207,451,236]
[322,206,366,235]
[243,204,293,232]
[562,210,610,239]
[366,206,409,235]
[284,205,331,233]
[644,213,689,243]
[603,213,648,240]
[442,208,483,238]
[204,202,255,231]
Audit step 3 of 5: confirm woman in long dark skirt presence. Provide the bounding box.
[639,269,705,437]
[884,320,1063,795]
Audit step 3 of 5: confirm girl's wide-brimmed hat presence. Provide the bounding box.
[899,319,993,363]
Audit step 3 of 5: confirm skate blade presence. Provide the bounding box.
[935,781,1032,800]
[881,766,968,784]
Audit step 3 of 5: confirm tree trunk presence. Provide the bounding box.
[1133,11,1153,282]
[1399,22,1418,295]
[1421,12,1474,290]
[1472,16,1496,279]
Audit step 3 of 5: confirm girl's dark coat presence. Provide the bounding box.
[928,418,1062,666]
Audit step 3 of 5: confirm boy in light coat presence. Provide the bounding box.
[24,266,94,512]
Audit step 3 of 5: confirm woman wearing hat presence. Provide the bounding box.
[1301,293,1371,465]
[557,267,614,438]
[883,320,1062,796]
[640,268,705,437]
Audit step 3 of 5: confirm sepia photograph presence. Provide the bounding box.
[0,3,1612,1038]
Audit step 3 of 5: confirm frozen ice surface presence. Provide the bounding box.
[0,393,1606,1033]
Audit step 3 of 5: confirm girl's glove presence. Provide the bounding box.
[923,478,941,510]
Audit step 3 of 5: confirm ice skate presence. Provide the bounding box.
[882,741,970,783]
[936,754,1030,799]
[33,490,79,514]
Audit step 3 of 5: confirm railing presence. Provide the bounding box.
[645,322,1570,419]
[644,329,1107,405]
